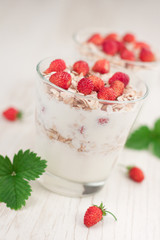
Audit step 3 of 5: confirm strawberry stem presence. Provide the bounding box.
[106,210,117,221]
[17,111,23,119]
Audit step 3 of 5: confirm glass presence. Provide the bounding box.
[74,28,160,125]
[36,57,148,197]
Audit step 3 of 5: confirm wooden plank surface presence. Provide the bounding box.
[0,0,160,239]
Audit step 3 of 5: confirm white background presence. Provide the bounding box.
[0,0,160,239]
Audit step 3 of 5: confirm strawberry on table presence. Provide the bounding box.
[92,59,110,74]
[87,33,104,46]
[139,48,155,62]
[134,41,151,50]
[120,48,135,61]
[73,60,89,76]
[49,71,72,90]
[104,33,118,41]
[127,166,144,183]
[44,59,66,74]
[77,78,94,95]
[84,202,117,227]
[88,75,104,92]
[3,107,22,121]
[108,72,130,86]
[98,87,116,101]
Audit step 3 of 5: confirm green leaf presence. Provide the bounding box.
[0,155,13,177]
[0,175,31,210]
[153,119,160,135]
[13,149,47,180]
[126,126,151,150]
[151,139,160,158]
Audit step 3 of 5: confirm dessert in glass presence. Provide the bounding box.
[36,57,148,197]
[74,29,160,124]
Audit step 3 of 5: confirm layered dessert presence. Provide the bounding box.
[74,30,159,70]
[36,57,147,195]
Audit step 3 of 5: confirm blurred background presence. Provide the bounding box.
[0,0,160,96]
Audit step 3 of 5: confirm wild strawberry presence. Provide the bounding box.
[108,72,129,86]
[139,48,155,62]
[92,59,110,74]
[49,72,72,90]
[84,202,117,227]
[116,41,126,53]
[127,166,144,183]
[98,118,109,125]
[98,87,116,100]
[44,59,66,74]
[3,107,22,121]
[110,80,125,98]
[87,33,104,46]
[77,78,94,95]
[73,60,89,76]
[123,33,136,43]
[102,39,118,56]
[88,75,104,92]
[104,33,118,41]
[134,41,151,50]
[120,48,135,61]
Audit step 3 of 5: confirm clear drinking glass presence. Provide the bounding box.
[36,57,148,197]
[73,28,160,125]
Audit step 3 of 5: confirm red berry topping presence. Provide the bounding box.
[87,33,104,46]
[120,48,135,61]
[88,75,104,92]
[84,203,117,227]
[98,87,116,101]
[123,33,136,43]
[73,60,89,76]
[104,33,118,41]
[3,107,22,121]
[44,59,66,74]
[134,41,151,50]
[77,78,94,95]
[108,72,130,86]
[139,48,155,62]
[92,59,110,74]
[49,72,72,90]
[127,166,144,183]
[98,118,109,125]
[110,80,125,98]
[102,39,118,56]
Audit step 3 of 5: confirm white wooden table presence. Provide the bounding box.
[1,1,160,239]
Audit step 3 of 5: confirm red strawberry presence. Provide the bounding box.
[87,33,104,46]
[102,39,118,56]
[98,118,109,125]
[3,107,22,121]
[116,41,126,53]
[104,33,118,41]
[127,166,144,183]
[88,75,104,92]
[134,41,151,50]
[139,48,155,62]
[44,59,66,74]
[49,72,72,90]
[73,60,89,76]
[110,80,125,98]
[92,59,110,74]
[123,33,136,43]
[98,87,116,100]
[120,48,135,61]
[108,72,129,86]
[77,78,94,95]
[84,203,117,227]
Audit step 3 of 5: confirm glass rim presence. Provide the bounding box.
[73,27,160,68]
[36,56,149,105]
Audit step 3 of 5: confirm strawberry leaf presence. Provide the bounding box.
[151,139,160,158]
[0,175,31,210]
[13,149,47,180]
[125,126,151,150]
[0,155,13,176]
